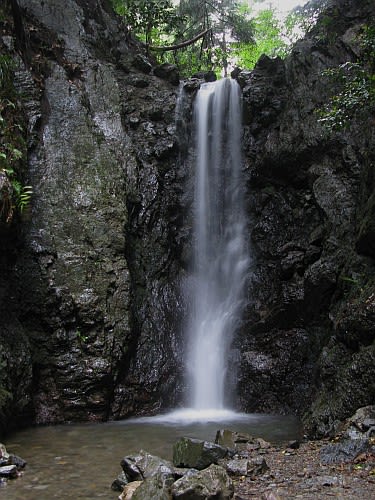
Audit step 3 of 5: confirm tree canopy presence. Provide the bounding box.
[110,0,330,76]
[111,0,180,48]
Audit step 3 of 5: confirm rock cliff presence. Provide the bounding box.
[0,0,187,432]
[236,0,375,436]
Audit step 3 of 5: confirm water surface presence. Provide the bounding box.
[2,412,301,499]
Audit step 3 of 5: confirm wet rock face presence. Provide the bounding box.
[0,0,187,431]
[236,0,375,435]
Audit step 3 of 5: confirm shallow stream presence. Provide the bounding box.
[2,411,301,499]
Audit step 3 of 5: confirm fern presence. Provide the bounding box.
[18,185,32,212]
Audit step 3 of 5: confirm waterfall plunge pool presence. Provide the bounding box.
[3,411,301,499]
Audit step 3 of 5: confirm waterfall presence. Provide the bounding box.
[187,78,249,411]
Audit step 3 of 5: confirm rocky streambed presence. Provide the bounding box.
[0,406,374,498]
[0,443,26,486]
[112,406,375,500]
[234,438,375,499]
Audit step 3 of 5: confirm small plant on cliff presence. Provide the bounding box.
[0,54,13,86]
[0,53,31,223]
[317,62,375,131]
[76,328,88,344]
[317,25,375,132]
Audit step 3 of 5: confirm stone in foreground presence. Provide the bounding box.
[0,465,18,478]
[121,450,176,481]
[132,471,174,500]
[225,456,269,478]
[119,480,142,500]
[215,429,271,453]
[171,464,234,499]
[173,437,229,470]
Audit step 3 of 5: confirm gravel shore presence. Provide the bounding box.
[234,440,375,499]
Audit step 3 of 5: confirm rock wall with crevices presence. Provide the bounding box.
[0,0,188,433]
[235,0,375,437]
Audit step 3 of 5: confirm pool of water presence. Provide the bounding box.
[1,410,301,499]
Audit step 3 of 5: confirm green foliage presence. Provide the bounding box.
[76,328,88,345]
[284,0,328,45]
[175,0,255,76]
[109,0,326,75]
[111,0,256,76]
[233,0,328,70]
[0,386,11,408]
[317,25,375,132]
[0,54,31,223]
[0,54,14,89]
[317,63,375,131]
[360,24,375,69]
[229,2,254,44]
[162,0,212,75]
[169,46,206,78]
[112,0,180,48]
[233,8,286,69]
[10,176,32,213]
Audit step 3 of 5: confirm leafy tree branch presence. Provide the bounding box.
[317,25,375,132]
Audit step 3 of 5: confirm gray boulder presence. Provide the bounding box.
[132,471,174,500]
[171,464,234,500]
[0,465,18,478]
[345,405,375,436]
[225,457,268,478]
[121,450,176,481]
[154,63,180,86]
[320,438,371,464]
[132,54,153,74]
[173,437,230,470]
[111,471,128,492]
[215,429,271,453]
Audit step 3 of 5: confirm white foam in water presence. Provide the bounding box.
[126,408,253,425]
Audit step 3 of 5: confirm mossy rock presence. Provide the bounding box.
[173,437,229,470]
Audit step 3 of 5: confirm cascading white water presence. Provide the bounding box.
[187,78,249,411]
